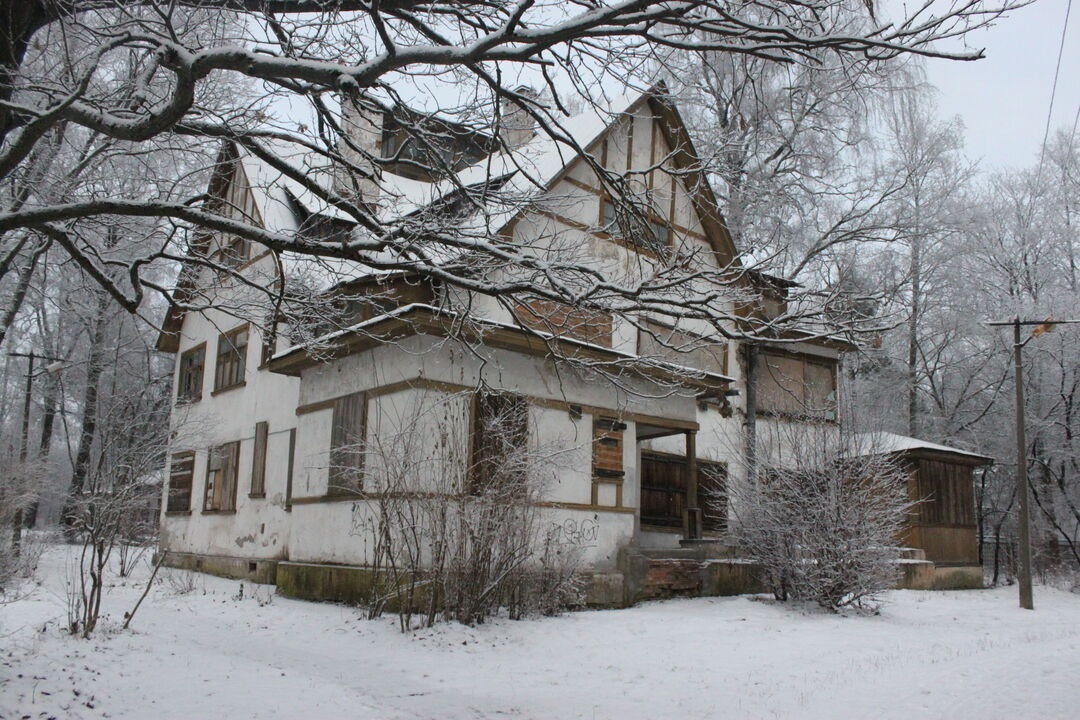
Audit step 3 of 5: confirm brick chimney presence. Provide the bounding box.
[498,86,538,151]
[336,94,383,204]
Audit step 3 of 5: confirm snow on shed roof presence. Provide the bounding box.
[851,432,992,463]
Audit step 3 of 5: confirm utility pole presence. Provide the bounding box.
[1010,319,1034,611]
[986,317,1080,610]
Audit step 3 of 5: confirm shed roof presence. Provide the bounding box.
[851,432,993,465]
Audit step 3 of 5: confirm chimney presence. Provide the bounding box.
[336,94,382,205]
[498,86,538,151]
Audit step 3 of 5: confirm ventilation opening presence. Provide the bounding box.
[248,562,258,573]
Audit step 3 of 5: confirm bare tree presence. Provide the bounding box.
[0,0,1018,377]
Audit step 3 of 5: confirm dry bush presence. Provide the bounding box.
[730,425,914,612]
[350,391,583,630]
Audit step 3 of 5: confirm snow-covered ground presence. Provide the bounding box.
[3,546,1079,720]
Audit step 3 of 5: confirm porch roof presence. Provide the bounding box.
[267,303,733,394]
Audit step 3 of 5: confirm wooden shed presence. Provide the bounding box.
[858,432,992,572]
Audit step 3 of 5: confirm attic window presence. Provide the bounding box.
[600,198,669,253]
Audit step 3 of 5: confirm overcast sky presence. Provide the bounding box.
[922,0,1080,171]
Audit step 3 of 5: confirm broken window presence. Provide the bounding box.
[469,390,528,495]
[167,452,195,512]
[329,392,366,495]
[204,441,240,512]
[177,343,205,403]
[214,325,248,392]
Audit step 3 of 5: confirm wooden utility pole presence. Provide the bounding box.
[987,317,1080,610]
[1011,319,1034,610]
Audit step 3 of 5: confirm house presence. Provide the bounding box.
[156,87,983,606]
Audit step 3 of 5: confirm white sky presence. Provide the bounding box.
[921,0,1080,170]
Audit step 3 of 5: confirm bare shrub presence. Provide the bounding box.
[0,455,44,592]
[730,424,914,612]
[351,390,583,630]
[163,568,200,596]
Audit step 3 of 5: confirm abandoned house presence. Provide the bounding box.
[156,87,987,606]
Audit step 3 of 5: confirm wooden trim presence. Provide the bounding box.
[537,501,636,514]
[210,380,247,396]
[163,510,192,517]
[285,427,296,511]
[296,398,337,416]
[199,509,237,516]
[625,113,634,172]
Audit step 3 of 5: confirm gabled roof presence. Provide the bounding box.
[156,86,740,352]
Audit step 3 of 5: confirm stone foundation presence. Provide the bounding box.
[161,548,984,610]
[161,550,278,585]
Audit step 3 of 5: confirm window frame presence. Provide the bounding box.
[328,392,366,496]
[756,350,838,421]
[598,196,671,256]
[213,324,249,394]
[468,390,529,496]
[176,342,206,404]
[203,440,240,512]
[166,451,196,513]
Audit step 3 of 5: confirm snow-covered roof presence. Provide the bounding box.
[851,432,992,463]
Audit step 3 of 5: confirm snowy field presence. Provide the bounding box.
[3,546,1080,720]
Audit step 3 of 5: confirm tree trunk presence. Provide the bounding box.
[61,292,109,530]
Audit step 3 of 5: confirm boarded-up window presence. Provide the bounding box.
[250,421,268,497]
[167,452,195,512]
[214,326,248,392]
[592,417,625,479]
[204,441,240,511]
[513,298,613,347]
[637,320,726,376]
[177,344,205,403]
[914,460,975,526]
[215,162,260,269]
[470,391,528,495]
[329,392,366,495]
[757,352,836,420]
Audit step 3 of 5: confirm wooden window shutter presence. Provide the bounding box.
[250,421,268,497]
[329,392,365,494]
[285,428,296,510]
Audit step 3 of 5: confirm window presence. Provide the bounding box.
[513,298,613,347]
[177,343,205,403]
[167,452,195,512]
[592,417,625,479]
[214,325,248,392]
[329,392,366,495]
[600,198,669,253]
[757,352,837,420]
[637,320,725,376]
[250,421,268,497]
[204,441,240,511]
[218,236,249,269]
[469,391,528,495]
